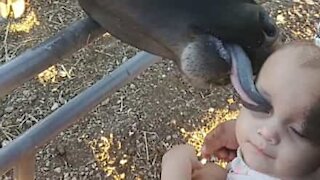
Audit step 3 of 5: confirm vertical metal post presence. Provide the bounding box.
[14,151,36,180]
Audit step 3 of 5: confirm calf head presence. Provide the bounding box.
[78,0,281,90]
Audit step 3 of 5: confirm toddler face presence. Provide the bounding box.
[236,43,320,178]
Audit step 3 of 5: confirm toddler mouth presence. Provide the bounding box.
[249,141,275,159]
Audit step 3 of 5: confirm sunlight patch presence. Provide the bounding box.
[181,98,240,168]
[37,65,72,85]
[37,66,58,85]
[88,134,129,180]
[9,11,40,33]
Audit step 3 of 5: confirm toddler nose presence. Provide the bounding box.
[257,127,280,145]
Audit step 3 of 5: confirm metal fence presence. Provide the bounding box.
[0,16,161,179]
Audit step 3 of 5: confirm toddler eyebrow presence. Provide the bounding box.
[241,100,270,113]
[240,85,272,113]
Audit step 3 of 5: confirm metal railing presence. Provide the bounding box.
[0,16,162,179]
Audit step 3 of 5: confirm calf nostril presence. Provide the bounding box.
[259,11,277,38]
[264,25,277,38]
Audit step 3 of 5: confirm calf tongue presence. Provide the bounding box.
[225,44,272,113]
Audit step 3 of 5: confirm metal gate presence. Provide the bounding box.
[0,16,162,179]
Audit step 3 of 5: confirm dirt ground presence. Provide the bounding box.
[0,0,319,179]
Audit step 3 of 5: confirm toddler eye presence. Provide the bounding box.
[290,127,305,138]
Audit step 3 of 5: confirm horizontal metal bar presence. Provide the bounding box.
[0,52,161,175]
[0,16,106,98]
